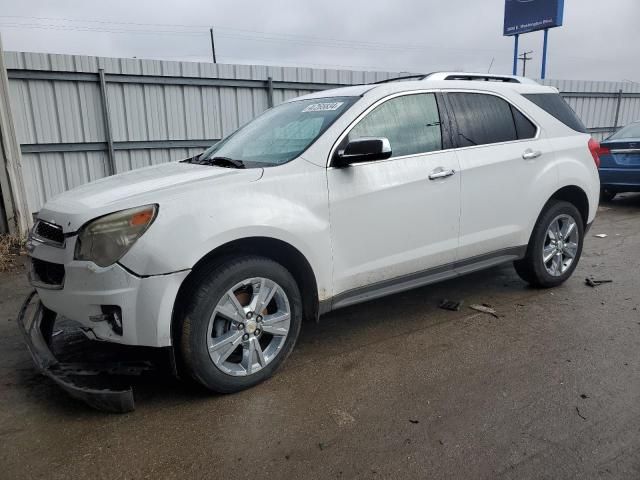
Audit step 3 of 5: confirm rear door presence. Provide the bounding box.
[445,91,556,260]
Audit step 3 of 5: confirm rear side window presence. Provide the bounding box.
[523,93,587,133]
[447,92,520,147]
[347,93,443,158]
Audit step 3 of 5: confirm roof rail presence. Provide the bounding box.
[423,72,539,85]
[443,74,519,83]
[372,74,428,84]
[368,72,539,86]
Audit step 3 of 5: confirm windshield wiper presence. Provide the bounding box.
[198,156,246,169]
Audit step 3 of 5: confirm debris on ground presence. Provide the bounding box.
[580,394,589,399]
[594,234,608,238]
[585,277,613,287]
[439,299,463,311]
[409,419,420,424]
[0,234,26,272]
[469,304,499,318]
[575,406,587,421]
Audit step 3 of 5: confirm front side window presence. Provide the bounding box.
[448,92,520,147]
[200,96,357,166]
[347,93,443,158]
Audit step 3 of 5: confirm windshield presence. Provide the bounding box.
[199,96,357,166]
[608,122,640,141]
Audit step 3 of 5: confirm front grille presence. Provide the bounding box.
[31,258,65,287]
[33,220,65,246]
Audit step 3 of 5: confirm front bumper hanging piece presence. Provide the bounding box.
[17,290,137,413]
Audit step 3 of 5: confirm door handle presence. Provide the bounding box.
[428,168,456,180]
[522,149,542,160]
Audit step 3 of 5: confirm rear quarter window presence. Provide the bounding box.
[523,93,587,133]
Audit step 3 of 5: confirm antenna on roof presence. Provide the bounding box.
[487,58,495,73]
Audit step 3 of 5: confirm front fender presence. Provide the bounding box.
[119,159,332,298]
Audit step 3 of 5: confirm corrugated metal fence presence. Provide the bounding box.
[2,51,640,220]
[541,78,640,141]
[3,52,407,216]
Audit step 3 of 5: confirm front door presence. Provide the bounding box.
[328,92,461,297]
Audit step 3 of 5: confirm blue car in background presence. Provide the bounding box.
[598,121,640,201]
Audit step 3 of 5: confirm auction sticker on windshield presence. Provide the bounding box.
[302,102,344,112]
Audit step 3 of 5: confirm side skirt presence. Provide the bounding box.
[319,246,526,315]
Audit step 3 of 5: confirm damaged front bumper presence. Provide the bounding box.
[17,290,151,413]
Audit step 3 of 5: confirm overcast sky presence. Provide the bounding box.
[0,0,638,82]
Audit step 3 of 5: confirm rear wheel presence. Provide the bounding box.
[179,256,302,393]
[600,188,617,202]
[514,201,584,288]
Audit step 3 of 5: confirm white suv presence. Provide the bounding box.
[22,76,601,407]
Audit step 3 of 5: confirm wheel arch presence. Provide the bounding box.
[171,236,320,349]
[525,184,590,249]
[548,185,590,227]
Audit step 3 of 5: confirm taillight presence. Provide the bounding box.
[588,138,609,168]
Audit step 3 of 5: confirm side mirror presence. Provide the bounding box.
[334,137,392,167]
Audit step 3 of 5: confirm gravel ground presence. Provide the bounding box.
[1,195,639,479]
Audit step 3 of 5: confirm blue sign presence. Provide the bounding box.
[504,0,564,36]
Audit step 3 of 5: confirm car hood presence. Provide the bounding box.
[38,161,263,232]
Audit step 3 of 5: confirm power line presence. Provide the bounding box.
[0,14,508,72]
[0,15,509,55]
[0,22,207,36]
[0,14,212,29]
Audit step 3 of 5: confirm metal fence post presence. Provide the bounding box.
[0,35,31,234]
[267,76,274,108]
[0,183,8,233]
[98,68,116,176]
[613,89,623,132]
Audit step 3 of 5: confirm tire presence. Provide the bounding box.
[178,255,302,393]
[600,188,617,202]
[514,200,584,288]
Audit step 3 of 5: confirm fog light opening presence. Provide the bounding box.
[89,306,123,336]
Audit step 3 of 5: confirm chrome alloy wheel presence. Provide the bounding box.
[207,277,291,376]
[542,214,579,277]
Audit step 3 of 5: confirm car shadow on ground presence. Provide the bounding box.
[600,192,640,211]
[16,261,532,415]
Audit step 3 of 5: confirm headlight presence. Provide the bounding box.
[75,205,158,267]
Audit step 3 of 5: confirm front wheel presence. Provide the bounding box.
[514,200,584,288]
[178,256,302,393]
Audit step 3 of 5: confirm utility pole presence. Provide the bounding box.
[209,28,217,64]
[518,50,533,77]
